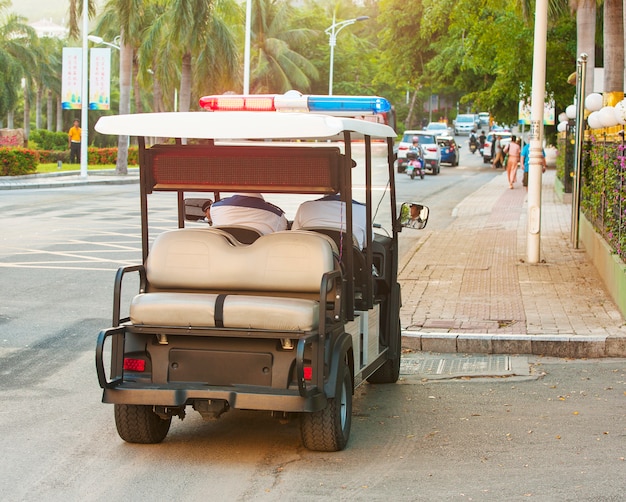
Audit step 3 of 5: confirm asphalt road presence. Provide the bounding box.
[1,142,624,500]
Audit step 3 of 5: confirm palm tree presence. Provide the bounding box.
[93,0,146,174]
[249,0,319,93]
[145,0,240,113]
[0,2,36,127]
[32,36,62,131]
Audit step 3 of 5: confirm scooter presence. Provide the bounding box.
[469,140,478,155]
[405,151,425,179]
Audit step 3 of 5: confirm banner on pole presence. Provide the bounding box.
[89,48,111,110]
[518,99,555,126]
[61,47,82,109]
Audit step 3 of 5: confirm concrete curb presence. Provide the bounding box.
[0,169,139,190]
[402,332,626,358]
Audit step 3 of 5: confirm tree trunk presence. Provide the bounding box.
[405,90,418,130]
[132,54,142,114]
[35,85,43,130]
[8,110,14,129]
[179,52,192,113]
[153,77,164,113]
[23,83,30,139]
[604,0,624,95]
[47,90,54,130]
[56,97,63,132]
[116,35,132,175]
[576,0,596,96]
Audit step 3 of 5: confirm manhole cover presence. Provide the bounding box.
[401,353,529,379]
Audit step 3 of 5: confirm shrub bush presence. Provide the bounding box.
[38,150,70,164]
[0,147,39,176]
[29,129,68,151]
[86,146,139,165]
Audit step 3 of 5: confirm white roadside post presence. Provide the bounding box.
[526,0,548,264]
[243,0,252,94]
[80,0,89,179]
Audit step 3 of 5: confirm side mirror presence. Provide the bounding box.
[399,202,429,230]
[184,198,213,222]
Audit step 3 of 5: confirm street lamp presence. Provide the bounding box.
[325,14,369,96]
[87,35,120,50]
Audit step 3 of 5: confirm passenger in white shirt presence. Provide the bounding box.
[291,194,367,250]
[210,193,288,235]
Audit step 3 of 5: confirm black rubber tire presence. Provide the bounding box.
[420,171,425,179]
[410,171,415,180]
[301,360,352,451]
[367,320,401,384]
[114,404,172,444]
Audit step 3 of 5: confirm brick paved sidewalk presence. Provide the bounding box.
[399,169,626,357]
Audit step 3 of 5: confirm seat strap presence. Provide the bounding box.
[214,294,227,328]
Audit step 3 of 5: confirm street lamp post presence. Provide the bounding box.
[325,14,369,96]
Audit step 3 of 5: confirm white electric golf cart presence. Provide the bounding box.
[94,92,428,451]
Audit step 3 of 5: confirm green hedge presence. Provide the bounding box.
[29,129,68,151]
[0,148,38,176]
[0,146,139,176]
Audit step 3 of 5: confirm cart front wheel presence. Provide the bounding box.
[114,404,172,444]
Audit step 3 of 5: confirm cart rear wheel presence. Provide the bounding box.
[301,360,352,451]
[114,404,172,444]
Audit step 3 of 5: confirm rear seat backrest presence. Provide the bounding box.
[145,229,336,294]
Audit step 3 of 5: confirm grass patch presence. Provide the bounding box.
[36,163,131,173]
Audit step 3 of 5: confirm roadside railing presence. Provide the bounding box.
[579,133,626,262]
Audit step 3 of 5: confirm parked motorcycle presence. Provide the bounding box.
[405,151,425,179]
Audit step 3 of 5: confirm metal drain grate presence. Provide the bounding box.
[401,353,527,379]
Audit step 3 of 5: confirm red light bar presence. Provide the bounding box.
[124,358,146,372]
[199,95,276,112]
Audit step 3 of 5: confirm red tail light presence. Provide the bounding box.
[124,358,146,372]
[398,145,408,151]
[303,366,313,381]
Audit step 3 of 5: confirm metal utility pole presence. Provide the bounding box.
[526,0,548,264]
[571,54,588,248]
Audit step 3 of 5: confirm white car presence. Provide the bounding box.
[454,114,479,135]
[396,130,441,174]
[482,131,512,163]
[425,121,454,137]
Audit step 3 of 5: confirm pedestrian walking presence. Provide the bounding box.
[520,141,547,191]
[492,135,504,169]
[504,135,521,189]
[68,120,81,164]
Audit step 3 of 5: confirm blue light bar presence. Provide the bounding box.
[199,91,392,116]
[307,96,391,115]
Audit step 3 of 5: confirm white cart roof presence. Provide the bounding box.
[94,111,396,141]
